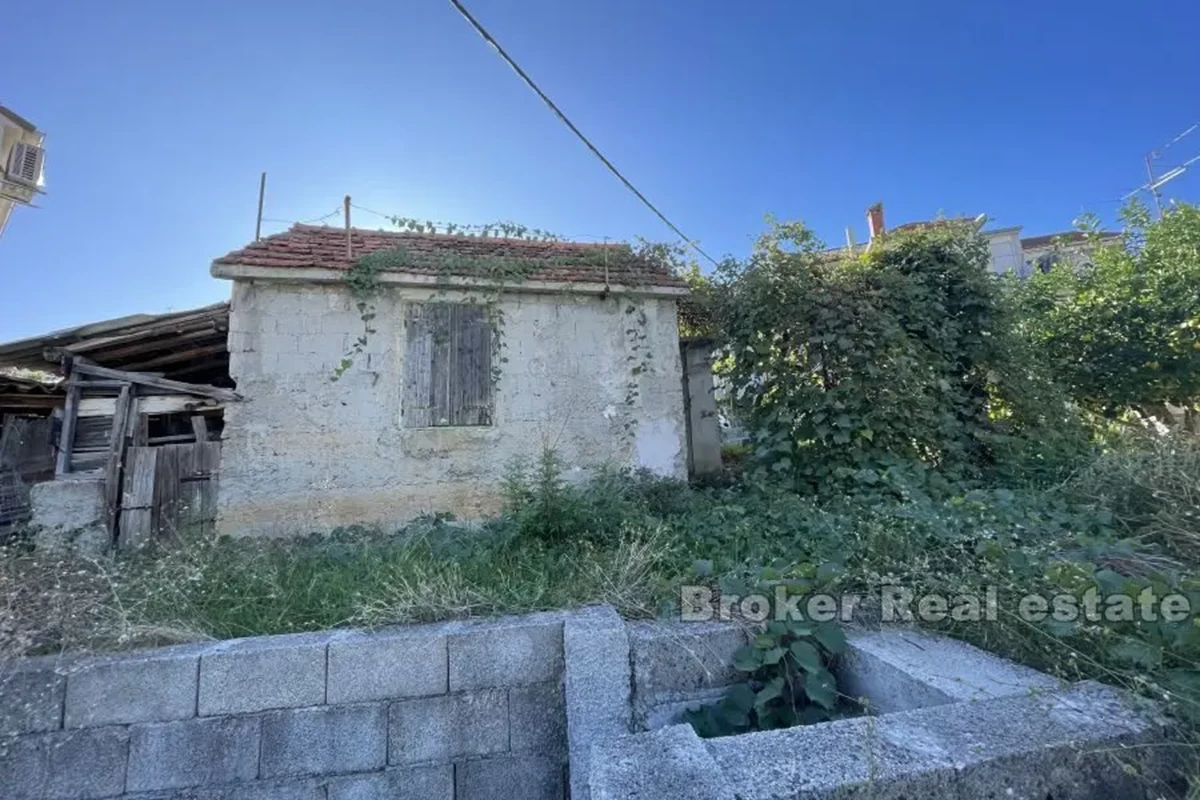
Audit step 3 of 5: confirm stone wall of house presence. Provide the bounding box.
[0,613,569,800]
[219,281,687,537]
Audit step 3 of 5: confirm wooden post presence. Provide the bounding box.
[103,384,134,542]
[255,171,267,241]
[344,195,352,259]
[190,415,208,443]
[55,357,80,476]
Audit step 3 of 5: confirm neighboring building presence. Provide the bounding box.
[209,224,694,536]
[1017,230,1122,275]
[0,105,46,237]
[843,204,1119,277]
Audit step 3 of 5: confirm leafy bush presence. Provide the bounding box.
[710,218,1085,492]
[686,619,851,737]
[1012,202,1200,418]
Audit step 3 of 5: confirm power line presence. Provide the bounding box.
[261,206,343,227]
[446,0,717,266]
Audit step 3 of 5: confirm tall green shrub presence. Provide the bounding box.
[713,219,1076,490]
[1012,202,1200,418]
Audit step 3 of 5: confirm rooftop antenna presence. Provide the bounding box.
[1126,123,1198,219]
[344,195,352,259]
[844,226,855,253]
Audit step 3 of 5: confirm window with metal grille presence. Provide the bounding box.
[403,303,493,427]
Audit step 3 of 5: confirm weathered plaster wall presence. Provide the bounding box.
[219,282,686,536]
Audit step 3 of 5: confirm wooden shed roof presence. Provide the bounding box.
[0,302,231,388]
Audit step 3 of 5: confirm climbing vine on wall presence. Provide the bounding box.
[619,300,652,446]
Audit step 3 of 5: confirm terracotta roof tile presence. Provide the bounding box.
[214,224,687,289]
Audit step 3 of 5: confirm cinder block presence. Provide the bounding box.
[0,662,66,735]
[456,754,565,800]
[260,703,387,778]
[127,716,261,792]
[388,690,508,764]
[839,629,1061,714]
[0,726,130,800]
[0,734,48,800]
[325,765,454,800]
[275,314,323,335]
[628,621,748,709]
[327,628,448,703]
[448,617,563,691]
[563,607,632,800]
[257,333,299,354]
[45,727,132,799]
[590,724,733,800]
[199,635,326,715]
[65,649,199,727]
[509,682,566,757]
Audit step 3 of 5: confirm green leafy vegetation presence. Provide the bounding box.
[685,619,852,737]
[1010,201,1200,420]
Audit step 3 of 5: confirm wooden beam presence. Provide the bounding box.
[71,359,241,402]
[0,394,61,411]
[103,384,133,542]
[60,311,228,354]
[79,395,221,418]
[55,379,81,476]
[72,328,225,362]
[190,415,209,443]
[121,343,228,373]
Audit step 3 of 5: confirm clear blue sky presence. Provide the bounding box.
[2,0,1198,341]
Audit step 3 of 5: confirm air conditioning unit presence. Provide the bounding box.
[7,142,44,186]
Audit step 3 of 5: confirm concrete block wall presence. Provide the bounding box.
[5,609,1174,799]
[599,622,1181,799]
[0,613,568,800]
[220,282,688,537]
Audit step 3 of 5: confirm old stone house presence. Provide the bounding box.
[210,224,702,537]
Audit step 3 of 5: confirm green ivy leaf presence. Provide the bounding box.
[789,640,822,673]
[762,647,786,666]
[725,683,756,713]
[787,620,815,637]
[804,667,838,710]
[755,677,785,709]
[814,623,847,655]
[733,646,763,672]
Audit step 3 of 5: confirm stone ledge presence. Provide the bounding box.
[65,647,203,728]
[838,628,1063,713]
[199,633,331,716]
[327,626,449,703]
[594,683,1178,800]
[564,606,633,800]
[447,613,565,692]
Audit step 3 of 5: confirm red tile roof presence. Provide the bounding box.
[213,224,687,289]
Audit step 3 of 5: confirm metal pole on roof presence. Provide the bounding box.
[255,172,267,241]
[344,195,352,259]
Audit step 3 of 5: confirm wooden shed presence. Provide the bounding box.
[0,303,237,543]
